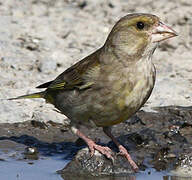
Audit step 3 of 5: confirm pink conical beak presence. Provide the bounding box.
[152,22,178,43]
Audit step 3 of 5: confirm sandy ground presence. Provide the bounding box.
[0,0,192,123]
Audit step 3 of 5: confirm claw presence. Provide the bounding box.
[87,141,113,160]
[119,145,139,172]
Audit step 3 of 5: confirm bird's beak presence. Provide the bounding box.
[151,22,178,43]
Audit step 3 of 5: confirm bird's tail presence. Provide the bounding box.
[7,91,45,100]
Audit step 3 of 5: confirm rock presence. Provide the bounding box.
[58,147,134,177]
[172,152,192,177]
[24,146,39,160]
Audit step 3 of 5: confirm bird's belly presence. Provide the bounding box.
[52,73,154,128]
[92,78,154,127]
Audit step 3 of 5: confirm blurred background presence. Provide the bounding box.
[0,0,191,124]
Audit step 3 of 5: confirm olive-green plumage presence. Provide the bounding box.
[12,13,177,128]
[10,13,177,170]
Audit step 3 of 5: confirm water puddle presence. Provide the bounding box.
[0,151,69,180]
[0,148,191,180]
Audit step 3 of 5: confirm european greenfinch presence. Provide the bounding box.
[9,13,177,171]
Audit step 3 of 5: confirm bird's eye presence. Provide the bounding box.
[136,21,145,30]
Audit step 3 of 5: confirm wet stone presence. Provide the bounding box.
[58,147,133,177]
[24,147,39,160]
[172,152,192,177]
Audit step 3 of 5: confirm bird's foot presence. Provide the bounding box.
[118,145,139,172]
[87,139,113,159]
[71,127,114,161]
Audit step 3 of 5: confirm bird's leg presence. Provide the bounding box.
[103,127,139,171]
[71,126,113,159]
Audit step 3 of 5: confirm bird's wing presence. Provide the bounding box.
[37,49,101,91]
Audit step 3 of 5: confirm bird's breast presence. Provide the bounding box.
[108,59,155,125]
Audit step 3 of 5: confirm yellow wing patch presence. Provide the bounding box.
[49,82,66,89]
[77,82,94,90]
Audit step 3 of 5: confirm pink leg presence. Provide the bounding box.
[103,127,139,172]
[71,126,113,159]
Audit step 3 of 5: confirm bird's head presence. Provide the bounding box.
[105,13,178,61]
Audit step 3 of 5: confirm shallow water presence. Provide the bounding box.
[0,153,68,180]
[0,151,191,180]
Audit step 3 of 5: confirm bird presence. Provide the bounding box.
[8,13,177,171]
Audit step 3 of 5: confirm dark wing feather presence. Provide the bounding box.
[37,48,101,91]
[36,81,53,88]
